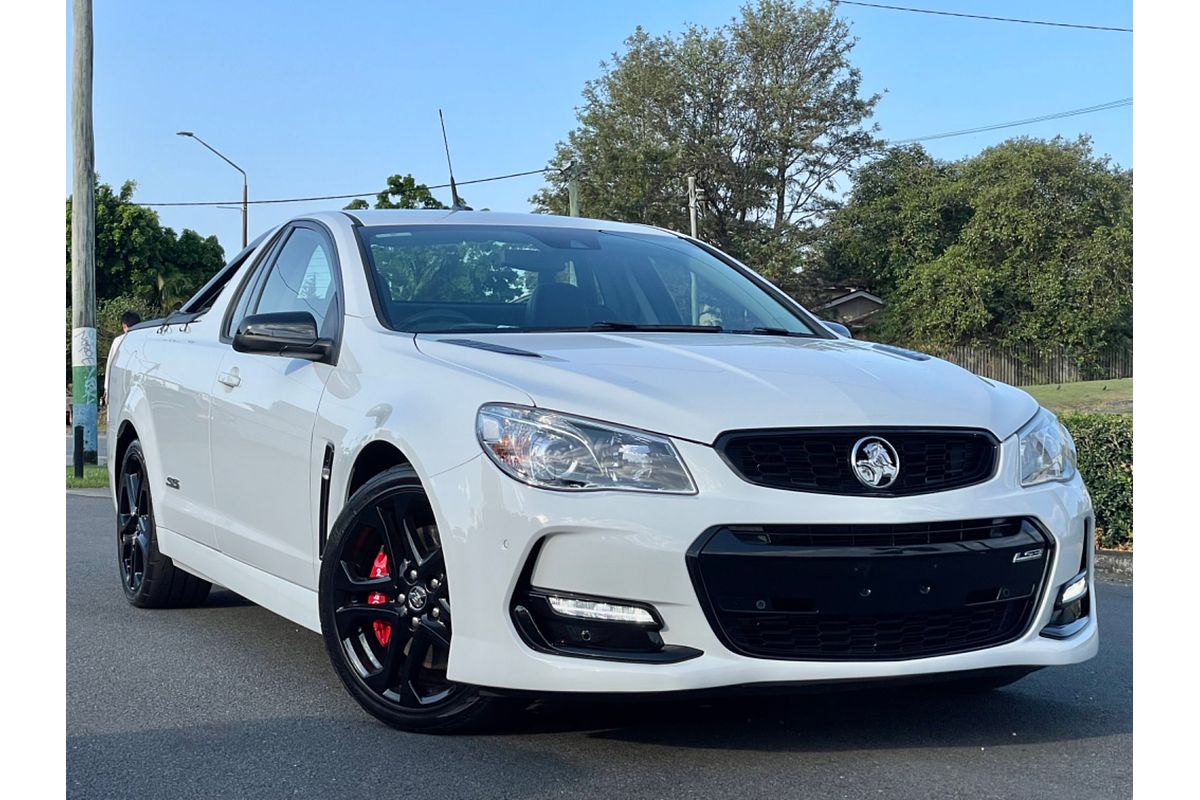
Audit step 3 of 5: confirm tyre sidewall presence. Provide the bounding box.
[317,465,498,733]
[117,440,161,606]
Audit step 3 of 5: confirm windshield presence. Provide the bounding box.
[358,225,819,336]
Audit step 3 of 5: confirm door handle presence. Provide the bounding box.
[217,371,241,388]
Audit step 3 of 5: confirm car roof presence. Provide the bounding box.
[307,208,678,237]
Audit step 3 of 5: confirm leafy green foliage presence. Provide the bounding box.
[344,174,449,210]
[815,137,1132,365]
[66,179,225,313]
[531,0,881,289]
[1060,413,1132,549]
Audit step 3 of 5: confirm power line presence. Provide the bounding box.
[890,97,1132,145]
[140,97,1133,208]
[138,167,552,208]
[833,1,1132,33]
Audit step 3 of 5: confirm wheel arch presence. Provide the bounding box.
[114,419,140,473]
[346,440,413,502]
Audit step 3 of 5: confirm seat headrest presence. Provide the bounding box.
[525,282,590,329]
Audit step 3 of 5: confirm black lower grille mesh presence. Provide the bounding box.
[722,599,1036,660]
[716,428,997,496]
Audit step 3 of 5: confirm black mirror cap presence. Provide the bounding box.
[822,319,852,338]
[233,311,332,362]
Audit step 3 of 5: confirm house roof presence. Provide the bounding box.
[819,289,884,309]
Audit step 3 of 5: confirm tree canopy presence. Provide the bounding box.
[813,136,1133,358]
[344,174,450,210]
[66,179,225,313]
[531,0,880,292]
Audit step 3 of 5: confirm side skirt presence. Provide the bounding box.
[156,526,321,633]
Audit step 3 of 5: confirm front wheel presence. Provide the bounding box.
[318,465,516,733]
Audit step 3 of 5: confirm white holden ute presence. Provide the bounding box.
[106,210,1096,733]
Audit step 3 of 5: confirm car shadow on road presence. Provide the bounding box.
[500,674,1126,751]
[200,588,256,609]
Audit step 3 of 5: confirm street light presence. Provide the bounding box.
[176,131,248,247]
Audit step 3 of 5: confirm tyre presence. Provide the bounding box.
[318,465,517,733]
[116,439,212,608]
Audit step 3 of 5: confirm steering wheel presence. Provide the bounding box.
[401,309,476,330]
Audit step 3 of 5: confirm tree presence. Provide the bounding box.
[815,136,1133,363]
[811,145,967,300]
[531,0,881,289]
[344,174,449,210]
[66,178,225,312]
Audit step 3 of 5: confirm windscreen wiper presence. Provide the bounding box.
[729,326,809,337]
[589,321,724,333]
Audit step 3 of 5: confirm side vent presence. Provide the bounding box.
[318,444,335,559]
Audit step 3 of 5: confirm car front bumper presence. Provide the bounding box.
[428,435,1097,693]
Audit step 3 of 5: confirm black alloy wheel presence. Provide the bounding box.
[117,450,151,598]
[116,439,211,608]
[319,465,515,733]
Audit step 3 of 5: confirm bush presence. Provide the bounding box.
[1060,412,1132,549]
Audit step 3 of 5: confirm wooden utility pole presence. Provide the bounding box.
[687,176,698,238]
[567,162,581,217]
[71,0,98,462]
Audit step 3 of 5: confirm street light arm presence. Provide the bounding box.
[180,132,246,178]
[177,130,248,247]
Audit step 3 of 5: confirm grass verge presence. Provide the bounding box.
[67,464,109,490]
[1022,378,1132,415]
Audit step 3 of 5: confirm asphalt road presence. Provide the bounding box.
[67,494,1132,799]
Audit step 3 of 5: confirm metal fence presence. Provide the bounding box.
[932,343,1133,386]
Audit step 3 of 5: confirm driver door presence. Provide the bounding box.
[208,222,341,588]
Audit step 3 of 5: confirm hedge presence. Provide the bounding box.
[1060,413,1132,549]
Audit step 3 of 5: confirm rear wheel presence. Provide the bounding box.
[318,465,516,733]
[116,439,211,608]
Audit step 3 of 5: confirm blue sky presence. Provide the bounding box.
[64,1,1132,257]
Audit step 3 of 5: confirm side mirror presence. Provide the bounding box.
[821,319,852,338]
[233,311,333,362]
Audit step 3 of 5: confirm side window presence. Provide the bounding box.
[226,260,265,337]
[182,230,270,316]
[252,228,339,336]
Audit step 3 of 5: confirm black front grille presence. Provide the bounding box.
[716,428,998,496]
[722,600,1037,660]
[688,518,1052,661]
[730,517,1023,549]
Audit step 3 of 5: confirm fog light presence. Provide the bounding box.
[1061,574,1088,605]
[548,595,656,626]
[1041,570,1091,639]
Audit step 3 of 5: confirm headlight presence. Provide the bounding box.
[1018,408,1077,486]
[476,404,696,493]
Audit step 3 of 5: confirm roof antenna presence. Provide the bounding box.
[438,109,472,211]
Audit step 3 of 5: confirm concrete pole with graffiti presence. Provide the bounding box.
[71,0,98,462]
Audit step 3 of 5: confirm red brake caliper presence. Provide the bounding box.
[367,549,392,647]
